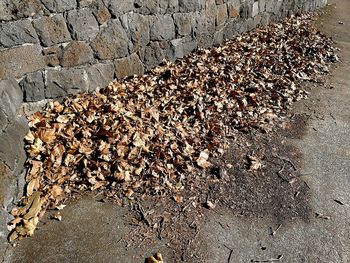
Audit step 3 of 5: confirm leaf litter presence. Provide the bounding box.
[8,14,337,242]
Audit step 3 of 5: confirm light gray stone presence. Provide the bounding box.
[125,13,151,51]
[20,71,46,102]
[91,19,130,60]
[45,67,89,98]
[0,78,22,123]
[85,62,115,91]
[66,8,99,41]
[171,38,184,58]
[33,14,71,47]
[0,45,45,80]
[133,0,169,15]
[173,13,192,36]
[0,20,39,48]
[41,0,77,12]
[150,14,175,41]
[114,53,144,79]
[0,117,28,172]
[178,0,201,12]
[106,0,134,17]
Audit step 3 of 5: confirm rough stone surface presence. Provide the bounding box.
[91,19,130,60]
[20,71,46,102]
[106,0,134,17]
[124,13,151,52]
[0,20,39,48]
[85,62,115,91]
[0,118,28,172]
[216,3,228,25]
[0,45,45,80]
[66,8,99,41]
[173,13,192,36]
[0,78,23,128]
[59,41,94,67]
[178,0,201,12]
[33,14,71,47]
[45,67,89,98]
[114,53,144,79]
[150,14,175,41]
[143,42,165,69]
[41,0,77,12]
[0,0,327,103]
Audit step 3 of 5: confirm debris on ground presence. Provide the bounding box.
[8,14,337,241]
[146,252,164,263]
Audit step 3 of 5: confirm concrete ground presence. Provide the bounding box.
[199,0,350,262]
[2,0,349,262]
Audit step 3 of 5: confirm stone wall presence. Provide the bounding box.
[0,0,327,102]
[0,0,326,249]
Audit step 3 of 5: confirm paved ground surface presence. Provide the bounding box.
[199,1,350,262]
[2,1,349,262]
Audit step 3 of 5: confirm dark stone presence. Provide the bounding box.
[143,42,165,70]
[114,53,144,79]
[59,41,94,67]
[91,19,130,60]
[150,14,175,41]
[0,45,45,80]
[41,0,77,12]
[66,8,99,41]
[0,20,39,48]
[33,14,71,47]
[20,71,46,102]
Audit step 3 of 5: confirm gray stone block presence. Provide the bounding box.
[91,19,130,60]
[0,45,45,80]
[59,41,94,67]
[85,62,115,91]
[168,0,180,13]
[171,38,184,58]
[0,20,39,48]
[0,160,17,209]
[33,14,71,47]
[41,0,77,12]
[45,67,88,98]
[0,117,28,172]
[178,0,201,12]
[106,0,134,17]
[114,53,144,79]
[173,13,192,36]
[216,3,228,26]
[20,71,46,102]
[125,13,151,52]
[66,8,99,41]
[133,0,169,15]
[150,14,175,41]
[0,78,22,123]
[143,42,165,70]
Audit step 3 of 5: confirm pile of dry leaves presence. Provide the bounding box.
[8,14,337,241]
